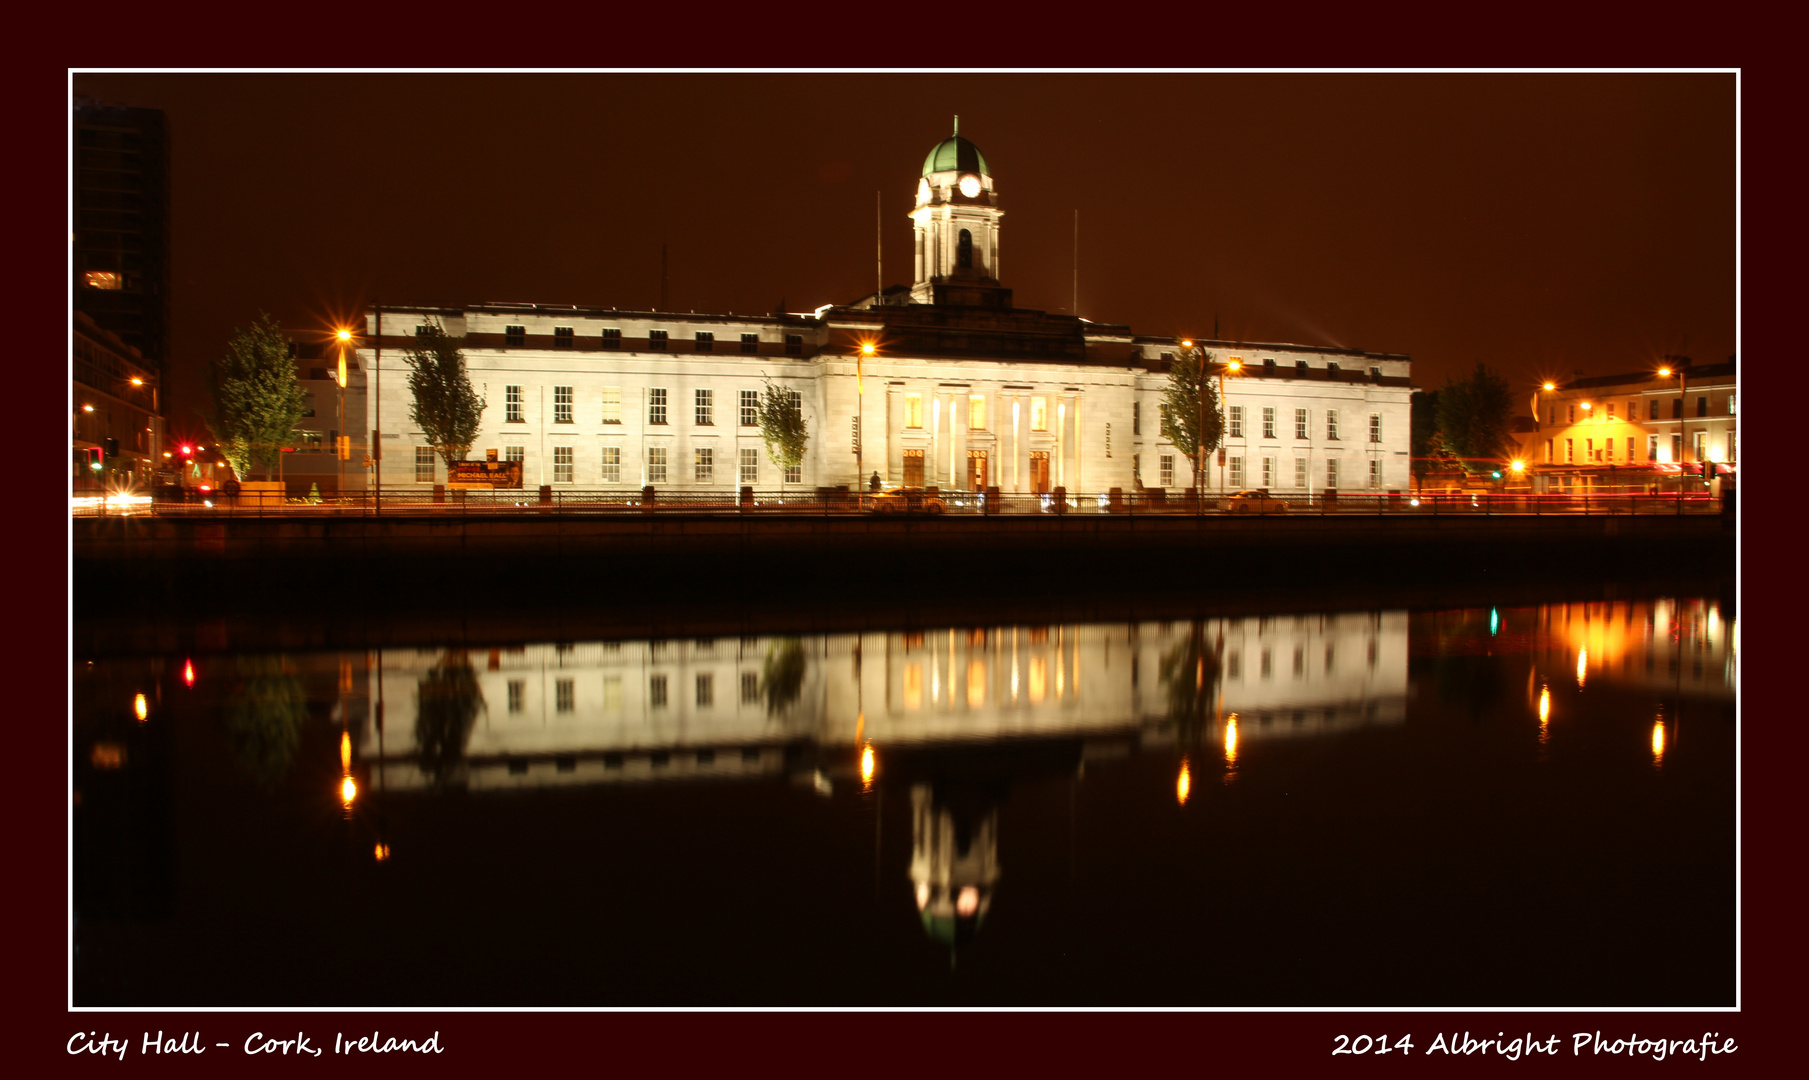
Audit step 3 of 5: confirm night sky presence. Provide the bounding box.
[70,72,1735,432]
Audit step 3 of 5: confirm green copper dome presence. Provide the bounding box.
[921,120,989,177]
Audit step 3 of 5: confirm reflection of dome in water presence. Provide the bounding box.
[908,783,1000,949]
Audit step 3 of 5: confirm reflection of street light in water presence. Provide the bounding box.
[860,743,875,790]
[1176,758,1192,805]
[1223,713,1240,769]
[1651,717,1667,764]
[1575,649,1587,688]
[134,693,147,722]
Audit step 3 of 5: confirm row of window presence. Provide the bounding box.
[1547,431,1733,464]
[495,326,805,355]
[505,387,789,427]
[1556,394,1734,425]
[1218,406,1381,443]
[1141,452,1385,489]
[506,671,763,714]
[900,392,1053,431]
[413,445,797,485]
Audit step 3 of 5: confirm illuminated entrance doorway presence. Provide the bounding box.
[902,449,924,488]
[1030,451,1050,493]
[966,450,989,491]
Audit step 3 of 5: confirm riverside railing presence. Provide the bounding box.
[75,486,1725,519]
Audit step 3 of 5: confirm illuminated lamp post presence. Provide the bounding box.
[855,341,876,510]
[335,328,352,503]
[1656,364,1688,509]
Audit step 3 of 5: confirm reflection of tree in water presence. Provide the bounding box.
[224,656,308,788]
[1159,622,1223,739]
[1422,653,1504,725]
[415,653,486,786]
[762,638,806,716]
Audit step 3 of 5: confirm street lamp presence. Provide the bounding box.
[856,340,876,509]
[335,328,352,502]
[1217,357,1242,496]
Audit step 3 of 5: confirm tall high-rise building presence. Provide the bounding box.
[73,98,170,391]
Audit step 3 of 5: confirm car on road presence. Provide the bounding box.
[868,487,947,515]
[1221,489,1291,514]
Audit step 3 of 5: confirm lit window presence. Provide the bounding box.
[83,271,122,290]
[740,390,759,426]
[647,446,667,484]
[695,389,713,426]
[554,386,573,423]
[970,394,986,430]
[1031,397,1048,431]
[739,447,758,485]
[506,385,523,422]
[601,387,621,423]
[600,446,621,483]
[553,446,573,483]
[695,447,713,483]
[648,388,667,425]
[905,393,923,429]
[415,447,435,483]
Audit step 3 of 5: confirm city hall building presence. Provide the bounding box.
[341,127,1414,498]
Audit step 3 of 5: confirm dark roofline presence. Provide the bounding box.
[1558,361,1736,391]
[1131,335,1411,363]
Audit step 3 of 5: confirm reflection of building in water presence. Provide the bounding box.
[355,616,1408,790]
[909,783,1000,948]
[1535,598,1735,698]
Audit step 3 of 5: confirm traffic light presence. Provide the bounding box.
[83,447,102,471]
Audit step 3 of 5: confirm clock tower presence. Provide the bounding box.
[910,118,1009,307]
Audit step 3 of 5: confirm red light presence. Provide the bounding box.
[183,659,195,687]
[198,484,212,492]
[180,445,193,455]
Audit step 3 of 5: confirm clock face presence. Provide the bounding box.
[958,174,982,198]
[917,178,931,203]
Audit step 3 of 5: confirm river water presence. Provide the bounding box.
[73,596,1734,1007]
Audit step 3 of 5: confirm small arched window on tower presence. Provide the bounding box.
[958,229,974,269]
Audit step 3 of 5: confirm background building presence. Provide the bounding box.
[1524,357,1735,492]
[73,311,162,492]
[73,98,170,393]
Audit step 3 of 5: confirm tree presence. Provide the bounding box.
[415,652,485,787]
[405,321,486,468]
[1411,389,1459,485]
[1434,363,1516,472]
[1159,341,1225,487]
[206,313,308,480]
[757,379,808,489]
